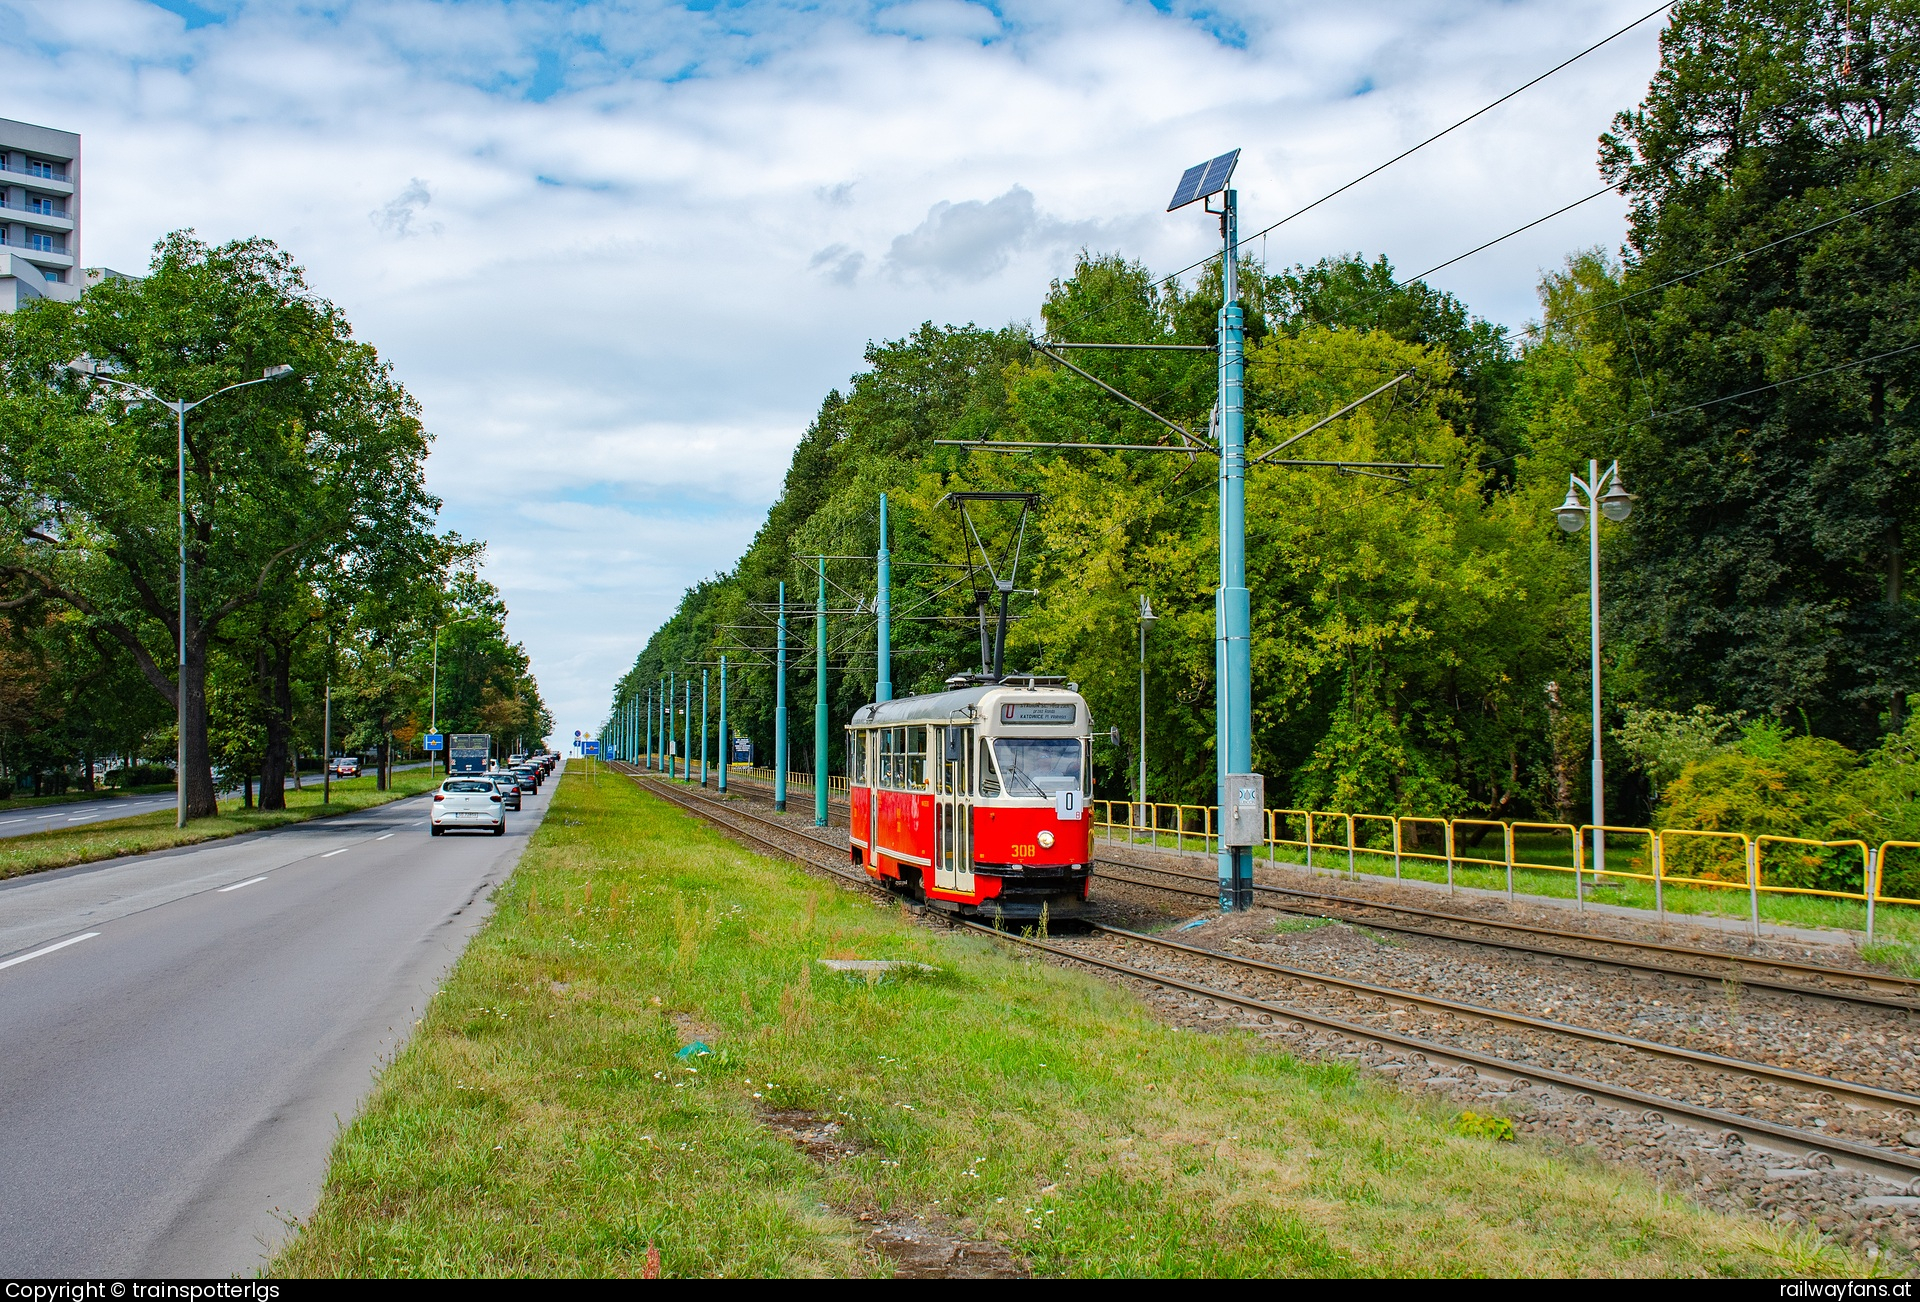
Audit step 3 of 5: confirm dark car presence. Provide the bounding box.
[491,774,521,810]
[514,766,540,793]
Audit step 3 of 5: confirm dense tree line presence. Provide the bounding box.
[0,233,550,809]
[613,0,1920,877]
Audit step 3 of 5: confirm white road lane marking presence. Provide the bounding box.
[0,932,101,971]
[0,819,24,825]
[321,848,349,858]
[67,815,94,821]
[218,876,267,892]
[375,833,394,840]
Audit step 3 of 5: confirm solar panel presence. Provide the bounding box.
[1167,161,1209,212]
[1166,148,1240,211]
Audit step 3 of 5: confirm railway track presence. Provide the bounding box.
[1092,852,1920,1011]
[616,764,1920,1191]
[676,770,1916,1006]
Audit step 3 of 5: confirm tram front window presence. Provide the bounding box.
[989,738,1083,797]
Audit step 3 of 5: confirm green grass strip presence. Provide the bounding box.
[274,763,1863,1278]
[0,769,442,883]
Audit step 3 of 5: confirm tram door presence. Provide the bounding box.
[934,725,974,894]
[866,730,879,864]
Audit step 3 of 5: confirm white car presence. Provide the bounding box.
[431,777,505,836]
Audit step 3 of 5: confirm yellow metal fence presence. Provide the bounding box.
[1093,800,1920,941]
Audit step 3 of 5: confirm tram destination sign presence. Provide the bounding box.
[1001,702,1076,724]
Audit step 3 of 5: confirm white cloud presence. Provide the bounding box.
[884,186,1107,285]
[5,0,1665,741]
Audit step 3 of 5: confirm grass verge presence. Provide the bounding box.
[274,762,1861,1278]
[0,783,176,811]
[0,768,442,884]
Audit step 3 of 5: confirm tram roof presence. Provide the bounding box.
[848,680,1078,727]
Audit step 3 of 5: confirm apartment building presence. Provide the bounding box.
[0,116,80,310]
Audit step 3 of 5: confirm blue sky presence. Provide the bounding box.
[3,0,1663,745]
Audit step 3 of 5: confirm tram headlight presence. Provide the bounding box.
[1037,830,1055,849]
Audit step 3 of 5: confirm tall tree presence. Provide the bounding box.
[1598,0,1920,744]
[0,232,439,817]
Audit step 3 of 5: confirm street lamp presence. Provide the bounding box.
[1137,594,1156,841]
[1555,459,1633,888]
[66,358,296,828]
[430,614,485,774]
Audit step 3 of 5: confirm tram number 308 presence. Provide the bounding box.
[1010,843,1038,860]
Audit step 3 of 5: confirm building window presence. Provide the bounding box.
[28,233,61,252]
[26,195,60,216]
[43,268,62,282]
[26,159,63,180]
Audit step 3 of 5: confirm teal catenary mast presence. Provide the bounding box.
[816,554,829,827]
[876,494,893,703]
[1166,149,1256,912]
[718,655,729,793]
[701,668,709,788]
[666,671,675,777]
[1214,175,1254,911]
[682,677,692,783]
[775,581,788,813]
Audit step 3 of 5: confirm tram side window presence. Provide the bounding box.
[905,726,926,789]
[978,739,1001,796]
[879,728,894,788]
[848,732,866,784]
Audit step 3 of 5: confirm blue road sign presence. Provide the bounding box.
[424,733,444,751]
[583,741,599,756]
[732,737,753,764]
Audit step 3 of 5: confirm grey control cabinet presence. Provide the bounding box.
[1222,773,1265,847]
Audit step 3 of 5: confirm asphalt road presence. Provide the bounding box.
[0,765,440,841]
[0,773,552,1277]
[0,793,180,839]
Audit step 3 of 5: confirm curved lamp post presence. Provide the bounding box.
[1555,459,1634,884]
[66,359,295,827]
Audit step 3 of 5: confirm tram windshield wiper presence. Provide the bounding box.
[990,739,1083,798]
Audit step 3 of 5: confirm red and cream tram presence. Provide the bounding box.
[847,676,1092,920]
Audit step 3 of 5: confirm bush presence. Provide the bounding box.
[1657,721,1876,892]
[105,766,176,788]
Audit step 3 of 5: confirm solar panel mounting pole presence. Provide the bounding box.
[816,554,830,827]
[775,581,789,813]
[718,655,729,793]
[877,493,893,703]
[1168,148,1256,912]
[1217,183,1255,912]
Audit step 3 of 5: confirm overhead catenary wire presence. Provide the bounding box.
[1551,184,1920,327]
[1047,1,1674,341]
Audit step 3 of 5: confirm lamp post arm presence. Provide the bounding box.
[180,372,294,413]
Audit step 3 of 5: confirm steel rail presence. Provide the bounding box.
[617,765,1920,1187]
[1086,921,1920,1115]
[958,920,1920,1189]
[1095,855,1920,1011]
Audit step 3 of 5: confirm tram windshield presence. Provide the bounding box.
[989,738,1083,797]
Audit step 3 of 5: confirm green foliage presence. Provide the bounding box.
[1614,704,1747,802]
[1658,720,1879,888]
[1595,0,1920,745]
[0,232,550,809]
[1450,1111,1515,1142]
